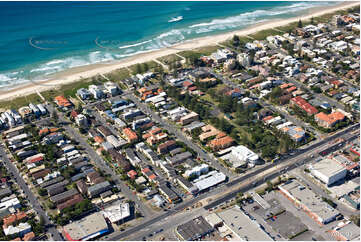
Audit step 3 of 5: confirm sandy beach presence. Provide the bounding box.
[0,1,359,102]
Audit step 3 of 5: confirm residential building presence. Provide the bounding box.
[314,111,345,128]
[122,128,138,143]
[179,112,199,126]
[87,181,111,198]
[77,88,91,100]
[157,140,177,155]
[88,85,104,99]
[290,96,318,115]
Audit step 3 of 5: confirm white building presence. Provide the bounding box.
[3,222,31,236]
[184,164,209,178]
[88,85,104,99]
[102,202,130,224]
[309,158,347,186]
[75,114,88,126]
[104,82,119,96]
[193,171,226,192]
[221,145,259,168]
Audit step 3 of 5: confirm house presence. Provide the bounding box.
[199,125,221,142]
[166,152,193,165]
[180,112,199,126]
[209,135,234,151]
[57,194,84,212]
[75,114,88,126]
[76,180,88,195]
[3,223,31,236]
[54,96,72,108]
[124,148,141,167]
[50,189,79,205]
[3,212,27,228]
[157,140,177,155]
[122,128,138,143]
[141,167,157,181]
[108,149,131,171]
[77,88,91,100]
[97,125,112,137]
[290,96,318,115]
[127,170,137,179]
[159,184,181,203]
[146,132,168,146]
[88,85,104,99]
[177,176,199,195]
[104,82,119,96]
[87,172,105,185]
[314,112,345,128]
[87,181,111,198]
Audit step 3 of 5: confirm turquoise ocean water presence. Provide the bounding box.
[0,1,338,89]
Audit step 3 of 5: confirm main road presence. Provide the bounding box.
[106,123,359,241]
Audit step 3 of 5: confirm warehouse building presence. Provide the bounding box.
[309,158,347,186]
[279,180,340,224]
[175,216,214,240]
[63,212,109,241]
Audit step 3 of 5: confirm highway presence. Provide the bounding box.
[106,123,359,241]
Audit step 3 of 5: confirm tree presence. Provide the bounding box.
[135,63,142,74]
[350,215,360,227]
[52,110,58,123]
[298,19,303,28]
[232,35,240,47]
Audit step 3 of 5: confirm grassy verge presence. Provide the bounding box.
[0,93,44,110]
[157,54,182,65]
[178,45,219,59]
[105,67,130,81]
[128,60,162,74]
[249,28,284,40]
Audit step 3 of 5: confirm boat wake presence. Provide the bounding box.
[168,16,183,23]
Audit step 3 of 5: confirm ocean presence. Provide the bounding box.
[0,1,338,89]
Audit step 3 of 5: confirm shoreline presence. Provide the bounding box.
[0,1,359,102]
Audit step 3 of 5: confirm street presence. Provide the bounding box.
[0,146,63,241]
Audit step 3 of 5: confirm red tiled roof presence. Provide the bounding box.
[123,128,138,142]
[3,212,27,227]
[57,194,83,211]
[188,86,198,91]
[23,232,35,241]
[54,96,72,107]
[315,112,345,126]
[183,81,193,87]
[70,110,78,118]
[291,96,318,115]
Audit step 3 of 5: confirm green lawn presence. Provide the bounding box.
[249,28,284,40]
[157,54,182,65]
[0,93,43,110]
